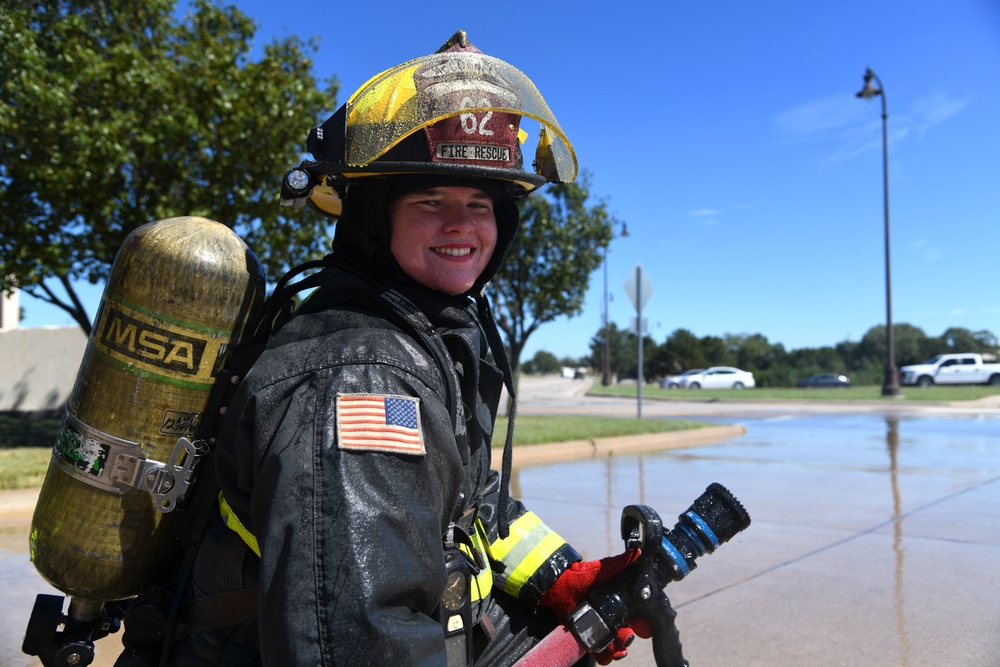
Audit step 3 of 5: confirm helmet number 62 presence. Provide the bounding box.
[460,97,494,136]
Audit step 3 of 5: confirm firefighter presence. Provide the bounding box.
[168,31,682,666]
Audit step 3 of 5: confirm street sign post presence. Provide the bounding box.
[623,264,653,418]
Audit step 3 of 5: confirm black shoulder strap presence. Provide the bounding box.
[374,286,463,436]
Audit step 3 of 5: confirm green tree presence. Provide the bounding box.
[489,173,618,383]
[559,356,582,369]
[521,350,560,375]
[654,328,704,375]
[607,329,657,382]
[858,323,928,367]
[721,333,789,386]
[588,322,631,381]
[699,335,727,367]
[936,327,999,354]
[1,0,338,334]
[788,345,846,376]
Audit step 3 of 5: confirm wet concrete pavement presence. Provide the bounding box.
[3,377,999,666]
[510,378,1000,666]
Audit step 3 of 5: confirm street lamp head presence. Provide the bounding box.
[856,67,882,100]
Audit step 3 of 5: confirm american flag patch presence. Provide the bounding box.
[335,394,425,455]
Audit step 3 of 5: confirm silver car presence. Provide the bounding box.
[679,366,756,390]
[659,368,705,389]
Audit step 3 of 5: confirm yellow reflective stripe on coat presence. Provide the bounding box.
[463,520,493,602]
[218,492,261,557]
[487,512,567,598]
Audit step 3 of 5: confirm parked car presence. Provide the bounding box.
[679,366,755,390]
[659,369,705,389]
[900,353,1000,387]
[796,373,851,389]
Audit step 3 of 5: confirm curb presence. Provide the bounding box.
[491,424,747,470]
[0,488,39,525]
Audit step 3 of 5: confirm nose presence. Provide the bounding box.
[441,203,477,232]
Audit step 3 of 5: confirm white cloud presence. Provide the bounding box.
[909,238,943,261]
[687,208,718,226]
[773,96,862,139]
[689,208,717,218]
[774,89,966,161]
[910,91,967,137]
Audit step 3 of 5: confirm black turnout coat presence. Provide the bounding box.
[203,266,580,666]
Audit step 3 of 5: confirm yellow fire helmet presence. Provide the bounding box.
[280,30,578,217]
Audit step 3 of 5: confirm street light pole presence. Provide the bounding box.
[601,223,627,386]
[602,248,611,386]
[857,68,901,397]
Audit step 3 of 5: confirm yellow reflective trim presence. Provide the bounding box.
[218,492,261,557]
[500,532,566,598]
[487,512,569,598]
[461,520,493,602]
[488,511,543,560]
[348,64,420,127]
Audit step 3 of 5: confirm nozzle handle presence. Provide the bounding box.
[636,590,688,667]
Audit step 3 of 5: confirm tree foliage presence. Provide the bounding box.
[0,0,338,333]
[586,322,632,379]
[521,350,561,375]
[580,323,999,387]
[488,172,618,381]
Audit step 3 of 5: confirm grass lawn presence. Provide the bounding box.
[0,414,714,490]
[495,414,712,446]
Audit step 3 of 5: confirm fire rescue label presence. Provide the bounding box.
[435,142,511,162]
[93,297,229,387]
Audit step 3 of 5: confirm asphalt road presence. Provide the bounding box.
[512,374,1000,419]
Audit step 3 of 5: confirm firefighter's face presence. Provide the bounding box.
[388,186,498,295]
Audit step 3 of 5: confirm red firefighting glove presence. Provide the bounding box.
[538,549,653,664]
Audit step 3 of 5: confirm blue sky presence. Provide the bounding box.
[19,0,1000,362]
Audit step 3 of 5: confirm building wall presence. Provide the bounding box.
[0,326,88,415]
[0,286,19,332]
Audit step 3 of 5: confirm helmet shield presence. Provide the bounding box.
[342,51,574,188]
[283,36,576,214]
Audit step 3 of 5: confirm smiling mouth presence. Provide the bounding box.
[433,247,473,257]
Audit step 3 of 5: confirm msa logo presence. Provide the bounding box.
[99,308,207,375]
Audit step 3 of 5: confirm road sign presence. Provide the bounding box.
[623,264,653,312]
[623,263,653,419]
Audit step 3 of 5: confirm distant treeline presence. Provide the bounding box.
[522,323,999,387]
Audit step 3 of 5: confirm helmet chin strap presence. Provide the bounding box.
[474,292,516,540]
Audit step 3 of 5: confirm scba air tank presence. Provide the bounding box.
[30,216,265,603]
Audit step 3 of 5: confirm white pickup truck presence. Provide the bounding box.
[899,353,1000,387]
